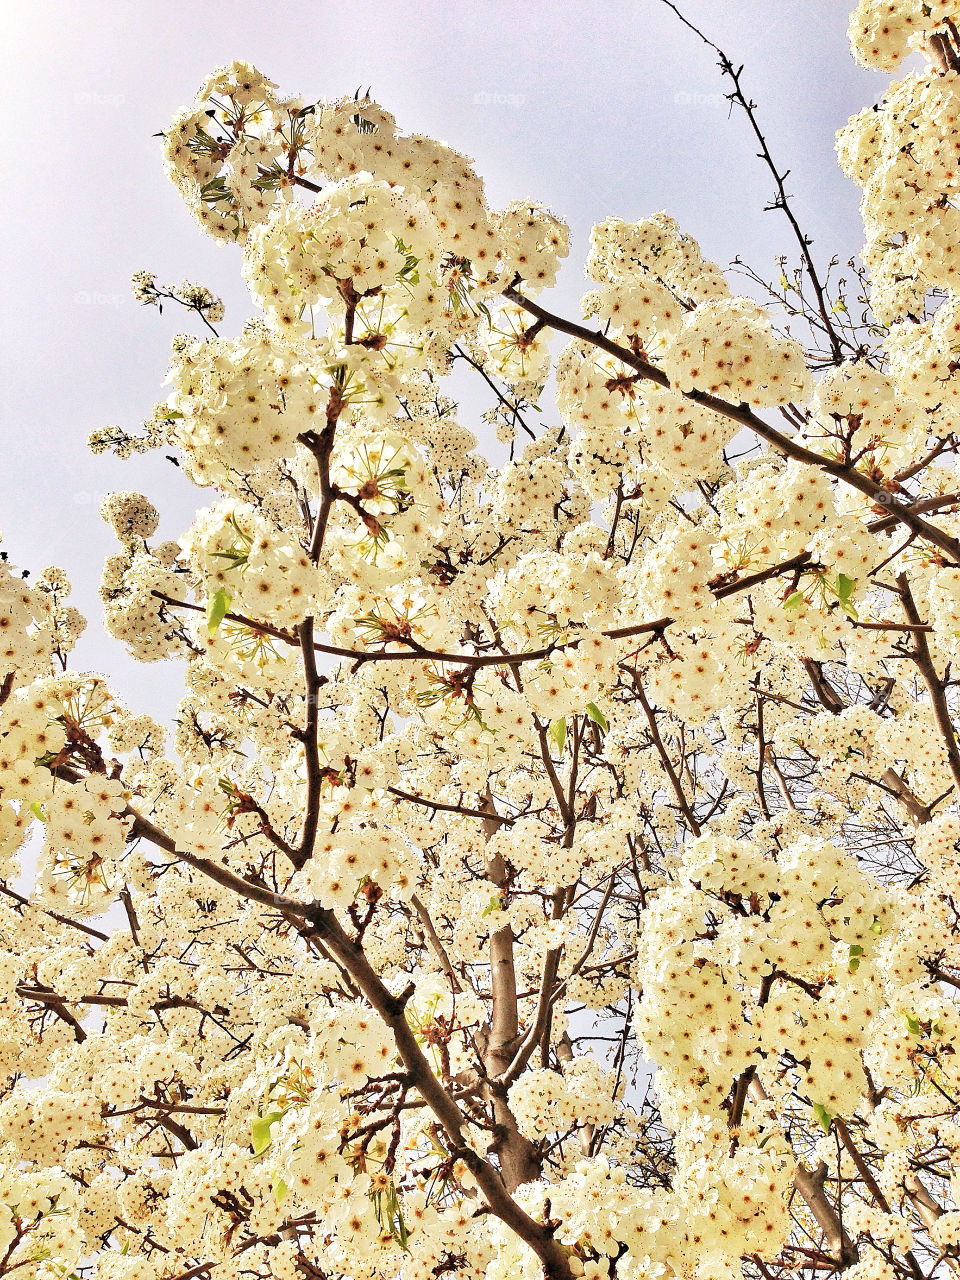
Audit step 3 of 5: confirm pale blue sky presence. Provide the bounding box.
[1,0,881,720]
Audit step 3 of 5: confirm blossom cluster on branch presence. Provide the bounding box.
[8,3,960,1278]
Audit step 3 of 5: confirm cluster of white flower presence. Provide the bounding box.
[162,61,294,241]
[9,10,960,1280]
[847,0,960,68]
[659,296,811,406]
[131,270,225,323]
[808,360,925,461]
[508,1061,617,1140]
[635,827,895,1126]
[839,25,960,327]
[0,543,66,688]
[0,1159,83,1278]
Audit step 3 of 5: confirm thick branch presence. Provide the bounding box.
[898,573,960,795]
[296,618,324,866]
[302,904,570,1276]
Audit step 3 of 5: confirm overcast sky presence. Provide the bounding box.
[1,0,882,723]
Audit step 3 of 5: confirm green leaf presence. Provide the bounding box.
[273,1175,288,1205]
[206,588,232,637]
[905,1013,922,1038]
[481,894,503,918]
[251,1110,283,1155]
[585,702,609,733]
[395,1203,410,1251]
[834,572,859,619]
[812,1102,833,1134]
[783,590,806,611]
[848,943,864,974]
[549,718,566,753]
[28,801,46,822]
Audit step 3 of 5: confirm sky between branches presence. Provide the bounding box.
[1,0,883,722]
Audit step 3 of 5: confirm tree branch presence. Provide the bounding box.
[503,286,960,564]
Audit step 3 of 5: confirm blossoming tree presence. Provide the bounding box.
[7,2,960,1278]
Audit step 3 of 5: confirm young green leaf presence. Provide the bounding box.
[585,702,609,732]
[836,573,859,620]
[251,1110,283,1155]
[812,1102,833,1133]
[206,588,232,637]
